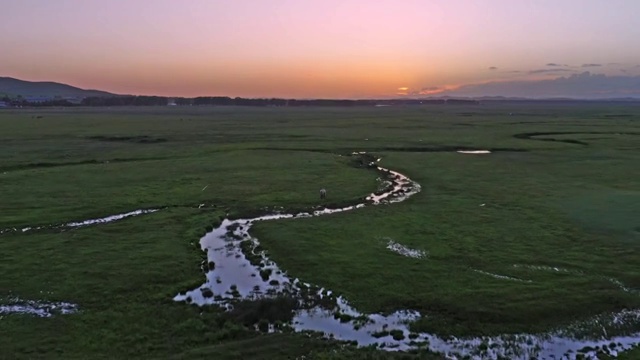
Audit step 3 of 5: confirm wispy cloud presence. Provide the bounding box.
[582,63,602,67]
[417,86,446,95]
[546,63,569,67]
[488,66,498,70]
[529,68,575,74]
[397,86,448,96]
[439,72,640,98]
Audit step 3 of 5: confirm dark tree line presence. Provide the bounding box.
[2,95,479,108]
[1,96,75,107]
[80,96,459,107]
[81,96,170,106]
[188,97,453,106]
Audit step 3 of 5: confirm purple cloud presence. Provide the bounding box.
[441,72,640,98]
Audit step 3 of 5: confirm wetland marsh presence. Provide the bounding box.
[1,104,639,359]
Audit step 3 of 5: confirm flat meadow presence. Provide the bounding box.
[1,103,639,359]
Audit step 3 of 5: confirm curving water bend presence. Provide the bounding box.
[174,155,640,359]
[173,161,420,307]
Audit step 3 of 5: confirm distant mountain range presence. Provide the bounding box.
[0,77,116,99]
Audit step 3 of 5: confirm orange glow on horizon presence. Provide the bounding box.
[1,1,638,98]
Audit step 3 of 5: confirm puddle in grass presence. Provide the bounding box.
[175,153,640,359]
[0,297,78,318]
[514,264,639,295]
[457,150,491,154]
[385,238,427,259]
[513,264,581,274]
[472,269,532,283]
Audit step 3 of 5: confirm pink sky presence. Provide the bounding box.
[1,0,639,98]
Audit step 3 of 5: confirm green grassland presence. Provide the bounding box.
[1,104,639,358]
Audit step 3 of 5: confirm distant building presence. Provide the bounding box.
[0,101,7,108]
[167,98,177,106]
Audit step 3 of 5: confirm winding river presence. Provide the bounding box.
[173,155,640,360]
[3,152,639,359]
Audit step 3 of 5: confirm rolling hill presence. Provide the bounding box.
[0,77,117,99]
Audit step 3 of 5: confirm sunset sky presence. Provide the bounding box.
[2,0,639,98]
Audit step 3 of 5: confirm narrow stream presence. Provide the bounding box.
[0,297,78,318]
[174,155,640,359]
[0,209,158,236]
